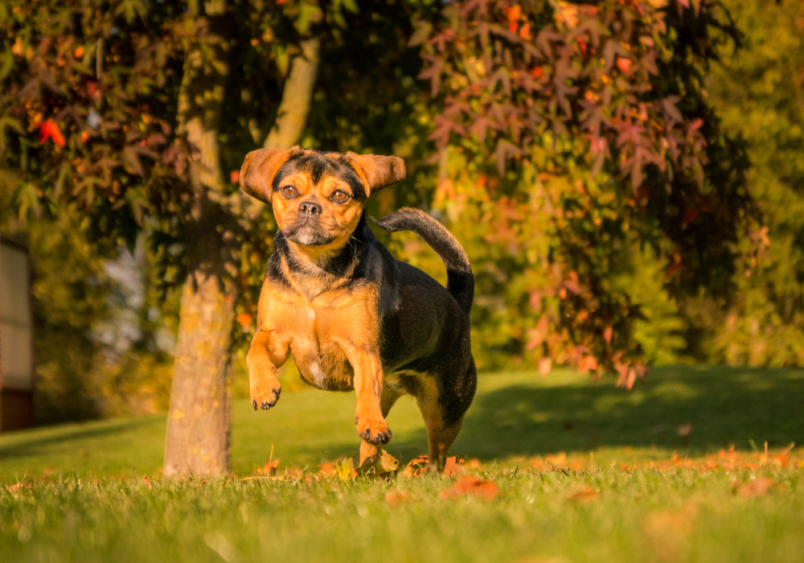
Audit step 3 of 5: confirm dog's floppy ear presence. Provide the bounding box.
[239,147,296,203]
[346,152,406,195]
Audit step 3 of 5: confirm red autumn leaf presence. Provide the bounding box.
[530,66,543,79]
[508,21,518,34]
[230,170,240,184]
[604,326,613,344]
[441,477,498,500]
[616,57,632,73]
[38,119,65,147]
[580,355,598,373]
[86,81,100,101]
[506,5,522,22]
[236,312,252,328]
[519,23,531,40]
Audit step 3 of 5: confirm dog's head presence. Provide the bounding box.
[239,147,405,248]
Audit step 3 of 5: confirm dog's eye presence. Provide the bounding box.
[330,190,350,203]
[281,186,298,198]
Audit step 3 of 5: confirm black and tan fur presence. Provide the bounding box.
[239,147,476,471]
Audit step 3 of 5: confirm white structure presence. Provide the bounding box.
[0,236,34,431]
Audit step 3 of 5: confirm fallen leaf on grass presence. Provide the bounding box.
[643,504,697,561]
[355,451,400,479]
[404,456,430,479]
[567,486,600,503]
[441,477,498,500]
[733,477,774,497]
[256,459,280,475]
[677,423,693,437]
[443,457,464,477]
[384,490,410,506]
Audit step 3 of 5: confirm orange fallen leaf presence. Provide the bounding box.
[442,477,498,500]
[256,459,280,475]
[734,477,774,497]
[385,490,410,507]
[404,456,430,479]
[567,486,599,503]
[443,456,463,477]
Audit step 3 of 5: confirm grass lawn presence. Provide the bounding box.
[1,366,803,562]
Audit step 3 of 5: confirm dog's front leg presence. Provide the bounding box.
[342,343,391,449]
[246,329,288,410]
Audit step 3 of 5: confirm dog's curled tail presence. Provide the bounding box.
[374,208,474,315]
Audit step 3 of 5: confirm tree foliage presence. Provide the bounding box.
[411,0,752,383]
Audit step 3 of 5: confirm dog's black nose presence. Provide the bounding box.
[299,201,322,216]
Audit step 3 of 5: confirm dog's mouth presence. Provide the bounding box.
[283,219,338,247]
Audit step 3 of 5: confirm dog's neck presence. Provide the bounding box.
[274,213,372,299]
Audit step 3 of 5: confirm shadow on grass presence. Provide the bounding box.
[0,417,163,459]
[373,365,804,462]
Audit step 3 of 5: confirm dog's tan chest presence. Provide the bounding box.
[259,287,379,392]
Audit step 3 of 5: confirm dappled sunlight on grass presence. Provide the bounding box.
[1,366,802,480]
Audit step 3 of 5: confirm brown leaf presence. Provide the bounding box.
[734,477,774,497]
[404,456,430,479]
[677,423,693,437]
[443,456,463,477]
[384,490,410,507]
[442,477,498,500]
[567,486,599,503]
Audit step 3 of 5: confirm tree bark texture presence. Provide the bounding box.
[263,38,320,149]
[164,0,237,477]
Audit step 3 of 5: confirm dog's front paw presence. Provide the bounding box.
[251,379,281,411]
[356,414,392,446]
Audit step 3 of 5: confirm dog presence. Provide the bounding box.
[239,147,476,471]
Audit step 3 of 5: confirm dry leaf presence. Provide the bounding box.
[644,504,697,561]
[442,477,498,500]
[567,486,600,503]
[677,423,693,437]
[256,459,280,475]
[734,477,774,497]
[444,457,464,477]
[384,490,410,507]
[404,456,430,479]
[354,450,400,479]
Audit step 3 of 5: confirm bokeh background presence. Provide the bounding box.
[0,0,802,433]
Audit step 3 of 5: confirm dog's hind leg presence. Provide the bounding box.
[358,387,403,465]
[418,397,465,472]
[415,362,476,472]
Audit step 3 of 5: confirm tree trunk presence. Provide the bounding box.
[164,0,236,478]
[164,21,322,476]
[264,38,320,149]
